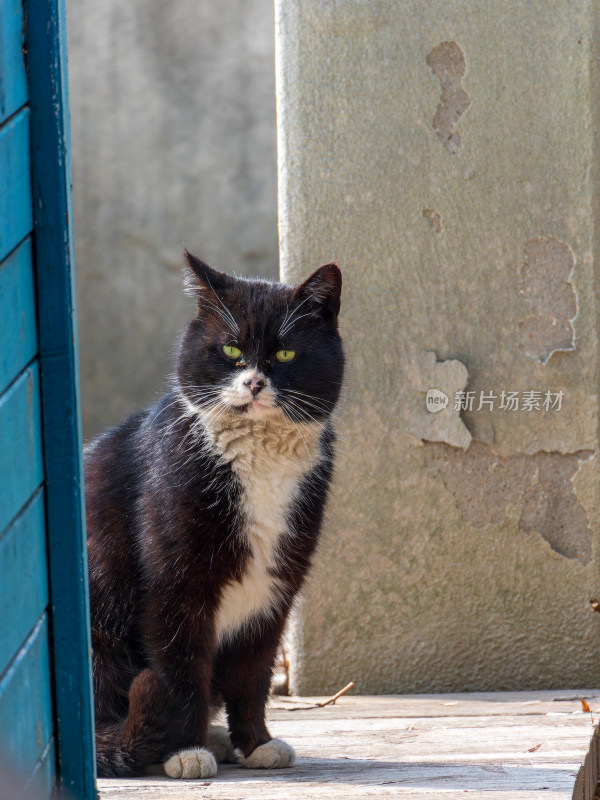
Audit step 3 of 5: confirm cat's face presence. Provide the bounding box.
[176,251,344,425]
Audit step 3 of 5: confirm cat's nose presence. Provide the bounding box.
[243,376,266,397]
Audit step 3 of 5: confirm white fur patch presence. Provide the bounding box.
[221,368,278,418]
[203,407,323,642]
[207,725,236,763]
[164,748,217,779]
[235,738,296,769]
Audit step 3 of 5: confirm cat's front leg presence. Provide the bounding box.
[213,619,295,769]
[145,595,218,779]
[159,667,219,779]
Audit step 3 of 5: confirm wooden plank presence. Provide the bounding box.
[592,732,597,793]
[25,737,56,798]
[585,749,592,799]
[0,615,54,780]
[0,490,48,678]
[97,693,592,800]
[0,0,28,124]
[0,364,44,537]
[269,690,600,719]
[572,766,583,800]
[580,726,600,800]
[25,2,96,797]
[0,108,32,262]
[0,237,38,395]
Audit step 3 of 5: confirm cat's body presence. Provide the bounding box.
[86,253,343,778]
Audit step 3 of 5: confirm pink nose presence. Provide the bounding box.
[243,375,266,398]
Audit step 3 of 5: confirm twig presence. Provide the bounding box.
[284,682,355,711]
[316,682,355,707]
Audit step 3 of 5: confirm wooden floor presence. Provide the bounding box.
[97,691,598,800]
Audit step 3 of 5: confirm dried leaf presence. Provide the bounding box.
[527,743,543,752]
[577,695,592,713]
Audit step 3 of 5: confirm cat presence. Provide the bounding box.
[85,250,344,779]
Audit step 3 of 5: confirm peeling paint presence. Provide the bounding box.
[405,351,471,449]
[423,207,443,233]
[426,41,471,155]
[519,237,577,363]
[423,442,593,564]
[520,451,593,564]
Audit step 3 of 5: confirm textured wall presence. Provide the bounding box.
[276,0,600,693]
[67,0,278,438]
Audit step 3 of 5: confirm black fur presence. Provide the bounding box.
[86,253,344,777]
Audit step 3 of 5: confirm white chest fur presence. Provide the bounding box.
[204,415,323,642]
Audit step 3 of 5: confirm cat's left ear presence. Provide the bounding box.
[292,263,342,322]
[183,249,235,298]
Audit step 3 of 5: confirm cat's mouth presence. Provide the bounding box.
[231,396,278,418]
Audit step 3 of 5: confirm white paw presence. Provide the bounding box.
[235,738,295,769]
[164,748,218,779]
[207,725,236,763]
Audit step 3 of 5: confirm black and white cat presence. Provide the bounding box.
[85,251,344,778]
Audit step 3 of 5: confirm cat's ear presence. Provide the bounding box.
[183,249,234,299]
[292,263,342,321]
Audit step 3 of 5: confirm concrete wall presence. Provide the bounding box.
[276,0,600,693]
[67,0,278,439]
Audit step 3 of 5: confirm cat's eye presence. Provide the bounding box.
[223,345,242,360]
[275,349,296,363]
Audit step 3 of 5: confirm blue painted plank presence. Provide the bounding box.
[0,108,32,262]
[0,364,44,537]
[0,238,38,395]
[26,1,97,796]
[0,490,49,678]
[25,737,56,798]
[0,615,53,778]
[0,0,28,124]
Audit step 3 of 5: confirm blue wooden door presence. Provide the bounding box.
[0,0,96,797]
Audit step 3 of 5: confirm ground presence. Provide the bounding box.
[97,691,596,800]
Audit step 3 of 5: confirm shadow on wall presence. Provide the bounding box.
[67,0,279,439]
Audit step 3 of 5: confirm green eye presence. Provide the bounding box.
[223,345,242,360]
[275,349,296,363]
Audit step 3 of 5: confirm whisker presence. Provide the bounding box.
[278,301,290,338]
[280,394,333,420]
[197,300,239,335]
[276,399,313,461]
[279,395,324,427]
[204,277,240,335]
[277,294,314,337]
[280,312,314,338]
[148,397,187,427]
[281,389,334,413]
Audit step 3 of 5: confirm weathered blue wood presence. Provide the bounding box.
[0,108,32,262]
[0,364,43,538]
[0,490,48,679]
[0,237,38,395]
[0,0,28,124]
[25,737,56,798]
[0,615,54,779]
[25,1,97,797]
